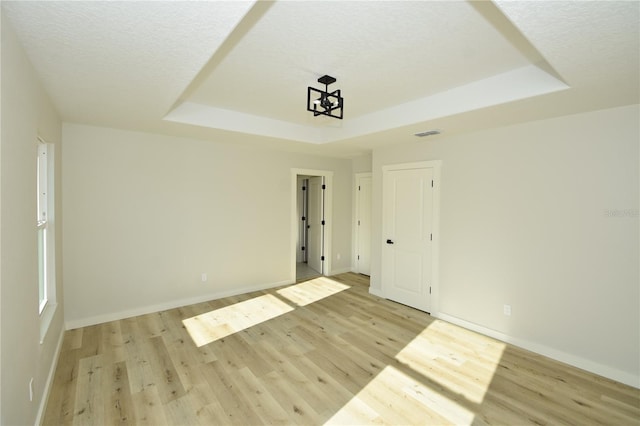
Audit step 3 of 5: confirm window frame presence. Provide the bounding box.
[37,138,56,342]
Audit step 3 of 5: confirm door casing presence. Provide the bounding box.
[307,176,324,274]
[297,177,308,263]
[291,169,333,281]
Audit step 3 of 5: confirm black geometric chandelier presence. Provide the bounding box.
[307,75,344,119]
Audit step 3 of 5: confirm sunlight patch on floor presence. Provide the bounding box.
[395,319,506,404]
[183,277,350,347]
[182,294,294,347]
[325,365,476,425]
[277,277,350,306]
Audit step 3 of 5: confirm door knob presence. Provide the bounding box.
[386,239,394,244]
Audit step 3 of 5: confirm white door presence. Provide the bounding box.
[356,174,372,275]
[297,177,308,263]
[382,164,436,312]
[307,176,324,274]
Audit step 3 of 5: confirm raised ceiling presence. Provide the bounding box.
[2,1,638,157]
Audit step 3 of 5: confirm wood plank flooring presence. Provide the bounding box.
[43,273,639,425]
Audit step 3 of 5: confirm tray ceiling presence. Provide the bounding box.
[2,1,638,156]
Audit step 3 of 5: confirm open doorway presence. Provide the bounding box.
[296,175,323,280]
[291,169,333,282]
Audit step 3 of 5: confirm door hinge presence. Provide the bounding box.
[430,233,432,241]
[358,185,361,190]
[358,220,361,226]
[429,286,432,294]
[321,220,325,226]
[431,180,434,187]
[301,246,305,251]
[302,216,306,221]
[321,256,325,261]
[322,184,326,190]
[302,186,306,191]
[357,255,360,260]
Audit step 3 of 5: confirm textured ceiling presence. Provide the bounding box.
[2,0,639,157]
[1,0,256,128]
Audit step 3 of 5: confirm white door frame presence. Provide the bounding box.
[307,176,325,274]
[381,161,441,316]
[296,176,309,264]
[291,168,333,281]
[354,172,372,275]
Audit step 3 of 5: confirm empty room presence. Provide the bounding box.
[1,1,638,425]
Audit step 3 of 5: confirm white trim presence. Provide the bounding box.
[37,139,57,338]
[329,267,353,275]
[39,303,57,344]
[430,162,441,317]
[65,279,293,330]
[35,327,65,426]
[368,287,385,298]
[381,160,441,173]
[290,168,334,282]
[380,160,441,316]
[36,142,48,222]
[436,312,640,389]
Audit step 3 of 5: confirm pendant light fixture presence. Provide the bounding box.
[307,75,344,119]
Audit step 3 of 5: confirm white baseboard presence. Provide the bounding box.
[62,277,639,389]
[65,279,294,330]
[35,327,65,426]
[436,312,640,389]
[368,287,385,298]
[329,267,353,275]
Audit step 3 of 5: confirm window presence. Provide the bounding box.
[37,139,56,341]
[37,142,49,313]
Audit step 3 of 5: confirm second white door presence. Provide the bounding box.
[382,164,436,313]
[356,174,372,275]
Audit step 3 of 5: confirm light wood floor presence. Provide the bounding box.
[43,273,639,425]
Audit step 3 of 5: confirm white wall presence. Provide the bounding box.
[62,124,353,328]
[1,14,65,425]
[372,104,639,386]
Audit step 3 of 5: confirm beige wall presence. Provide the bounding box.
[352,154,372,174]
[62,124,353,328]
[371,104,640,386]
[1,14,64,425]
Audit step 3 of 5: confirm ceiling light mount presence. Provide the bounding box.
[307,75,343,119]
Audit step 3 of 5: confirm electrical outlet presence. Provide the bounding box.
[29,378,34,402]
[201,273,207,282]
[503,304,512,316]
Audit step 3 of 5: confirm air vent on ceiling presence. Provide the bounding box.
[414,130,441,137]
